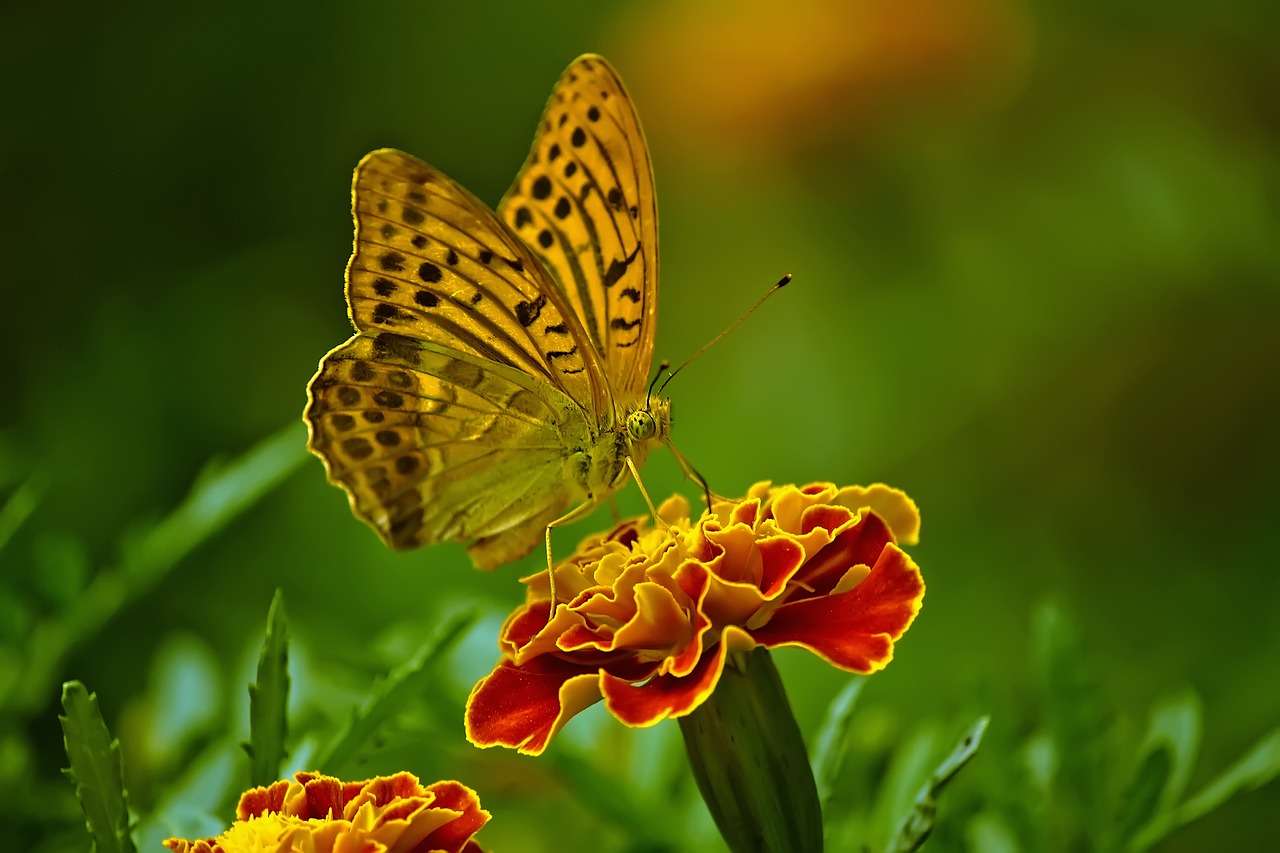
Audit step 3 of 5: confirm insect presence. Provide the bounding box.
[304,54,675,570]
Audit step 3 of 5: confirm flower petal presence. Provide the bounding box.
[418,781,491,851]
[752,544,924,672]
[835,483,921,545]
[465,656,604,755]
[601,626,758,726]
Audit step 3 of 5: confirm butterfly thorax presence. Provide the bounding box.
[578,397,671,499]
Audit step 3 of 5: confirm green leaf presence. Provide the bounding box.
[1113,690,1202,849]
[1033,599,1111,841]
[59,681,136,853]
[1144,690,1202,812]
[313,608,479,774]
[1111,740,1171,849]
[811,676,867,811]
[0,471,46,557]
[6,422,309,717]
[1131,726,1280,850]
[886,717,989,853]
[678,647,824,853]
[245,590,289,787]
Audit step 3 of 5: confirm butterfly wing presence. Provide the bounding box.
[305,149,611,564]
[306,334,592,567]
[498,55,659,405]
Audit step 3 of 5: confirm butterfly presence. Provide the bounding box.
[304,54,675,570]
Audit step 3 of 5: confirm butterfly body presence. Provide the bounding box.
[305,55,667,569]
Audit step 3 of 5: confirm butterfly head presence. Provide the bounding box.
[625,397,671,449]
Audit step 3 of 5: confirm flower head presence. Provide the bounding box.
[466,481,925,755]
[164,771,490,853]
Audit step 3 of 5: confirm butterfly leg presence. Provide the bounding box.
[624,456,662,522]
[662,437,714,511]
[543,499,599,615]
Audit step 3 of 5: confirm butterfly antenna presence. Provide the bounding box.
[646,360,671,409]
[664,436,714,510]
[658,274,792,396]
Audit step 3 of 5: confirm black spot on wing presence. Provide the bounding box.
[373,303,401,324]
[373,333,423,366]
[418,262,442,283]
[374,390,405,408]
[546,346,578,361]
[603,244,642,288]
[514,294,547,327]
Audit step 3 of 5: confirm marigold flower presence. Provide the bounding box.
[466,481,925,755]
[163,771,490,853]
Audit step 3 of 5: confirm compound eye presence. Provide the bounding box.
[628,410,657,441]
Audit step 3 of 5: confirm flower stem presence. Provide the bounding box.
[678,647,824,853]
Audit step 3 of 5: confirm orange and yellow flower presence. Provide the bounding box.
[164,771,490,853]
[466,481,925,755]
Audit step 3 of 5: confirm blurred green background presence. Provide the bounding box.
[3,0,1278,850]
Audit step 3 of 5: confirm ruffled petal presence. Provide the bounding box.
[465,656,602,755]
[602,626,759,726]
[752,544,924,672]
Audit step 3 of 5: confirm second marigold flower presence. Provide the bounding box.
[466,481,925,755]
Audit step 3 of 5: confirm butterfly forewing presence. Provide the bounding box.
[499,55,658,404]
[348,149,611,421]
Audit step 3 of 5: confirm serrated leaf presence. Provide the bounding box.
[59,681,136,853]
[812,675,867,811]
[887,717,989,853]
[313,608,478,773]
[1131,726,1280,850]
[245,590,289,786]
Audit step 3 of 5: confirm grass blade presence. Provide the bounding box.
[887,717,989,853]
[1132,726,1280,849]
[7,422,308,716]
[812,676,867,811]
[313,608,479,774]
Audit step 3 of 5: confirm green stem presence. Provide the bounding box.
[678,647,824,853]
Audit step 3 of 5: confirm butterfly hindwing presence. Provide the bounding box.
[306,333,593,564]
[499,55,658,404]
